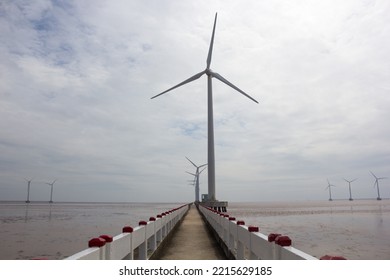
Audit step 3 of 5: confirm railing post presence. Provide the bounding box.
[138,221,148,260]
[99,235,113,260]
[236,225,248,260]
[122,226,134,260]
[248,226,259,260]
[268,233,281,260]
[227,217,235,253]
[274,235,292,260]
[149,217,157,251]
[156,215,163,245]
[88,237,106,260]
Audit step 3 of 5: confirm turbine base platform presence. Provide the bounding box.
[201,200,228,212]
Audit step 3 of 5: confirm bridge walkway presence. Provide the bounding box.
[155,204,227,260]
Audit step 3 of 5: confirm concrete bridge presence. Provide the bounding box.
[65,203,343,260]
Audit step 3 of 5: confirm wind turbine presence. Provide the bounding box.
[25,178,33,203]
[344,178,357,201]
[325,179,335,201]
[186,158,207,203]
[46,179,57,203]
[186,171,198,202]
[370,171,387,201]
[152,13,258,202]
[186,157,207,202]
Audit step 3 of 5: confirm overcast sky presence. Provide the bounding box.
[1,0,389,203]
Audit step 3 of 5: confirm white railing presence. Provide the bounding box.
[198,205,319,260]
[65,204,190,260]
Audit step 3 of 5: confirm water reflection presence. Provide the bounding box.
[23,203,53,222]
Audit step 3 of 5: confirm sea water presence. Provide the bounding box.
[0,202,184,260]
[0,200,389,260]
[227,200,390,260]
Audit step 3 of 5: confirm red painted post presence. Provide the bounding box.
[139,220,147,226]
[99,235,113,260]
[237,220,245,225]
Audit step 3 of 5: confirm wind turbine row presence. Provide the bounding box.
[24,178,58,203]
[185,157,207,202]
[325,171,387,201]
[152,13,258,203]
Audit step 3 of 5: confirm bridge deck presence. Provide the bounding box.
[155,204,227,260]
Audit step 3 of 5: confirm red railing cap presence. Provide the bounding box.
[122,226,133,233]
[268,233,282,242]
[88,237,106,248]
[320,255,347,260]
[248,226,259,232]
[275,235,292,246]
[99,234,113,243]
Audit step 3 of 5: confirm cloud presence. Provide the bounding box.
[0,0,389,202]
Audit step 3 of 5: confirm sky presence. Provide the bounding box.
[0,0,389,203]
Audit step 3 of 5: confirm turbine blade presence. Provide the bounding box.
[186,171,196,176]
[199,163,207,169]
[199,166,207,174]
[207,13,218,69]
[151,70,206,99]
[351,178,357,182]
[185,156,198,168]
[369,171,378,179]
[212,72,259,103]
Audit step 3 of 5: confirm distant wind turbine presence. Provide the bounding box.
[370,171,387,201]
[325,179,335,201]
[186,157,207,202]
[25,178,33,203]
[152,13,259,202]
[344,178,357,201]
[46,179,57,203]
[186,156,207,202]
[186,171,198,202]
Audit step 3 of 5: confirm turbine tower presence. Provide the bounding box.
[25,178,33,203]
[325,179,335,201]
[152,13,258,204]
[370,171,387,201]
[186,171,198,202]
[186,157,207,202]
[344,178,357,201]
[46,179,57,203]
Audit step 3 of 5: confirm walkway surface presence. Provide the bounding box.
[156,204,227,260]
